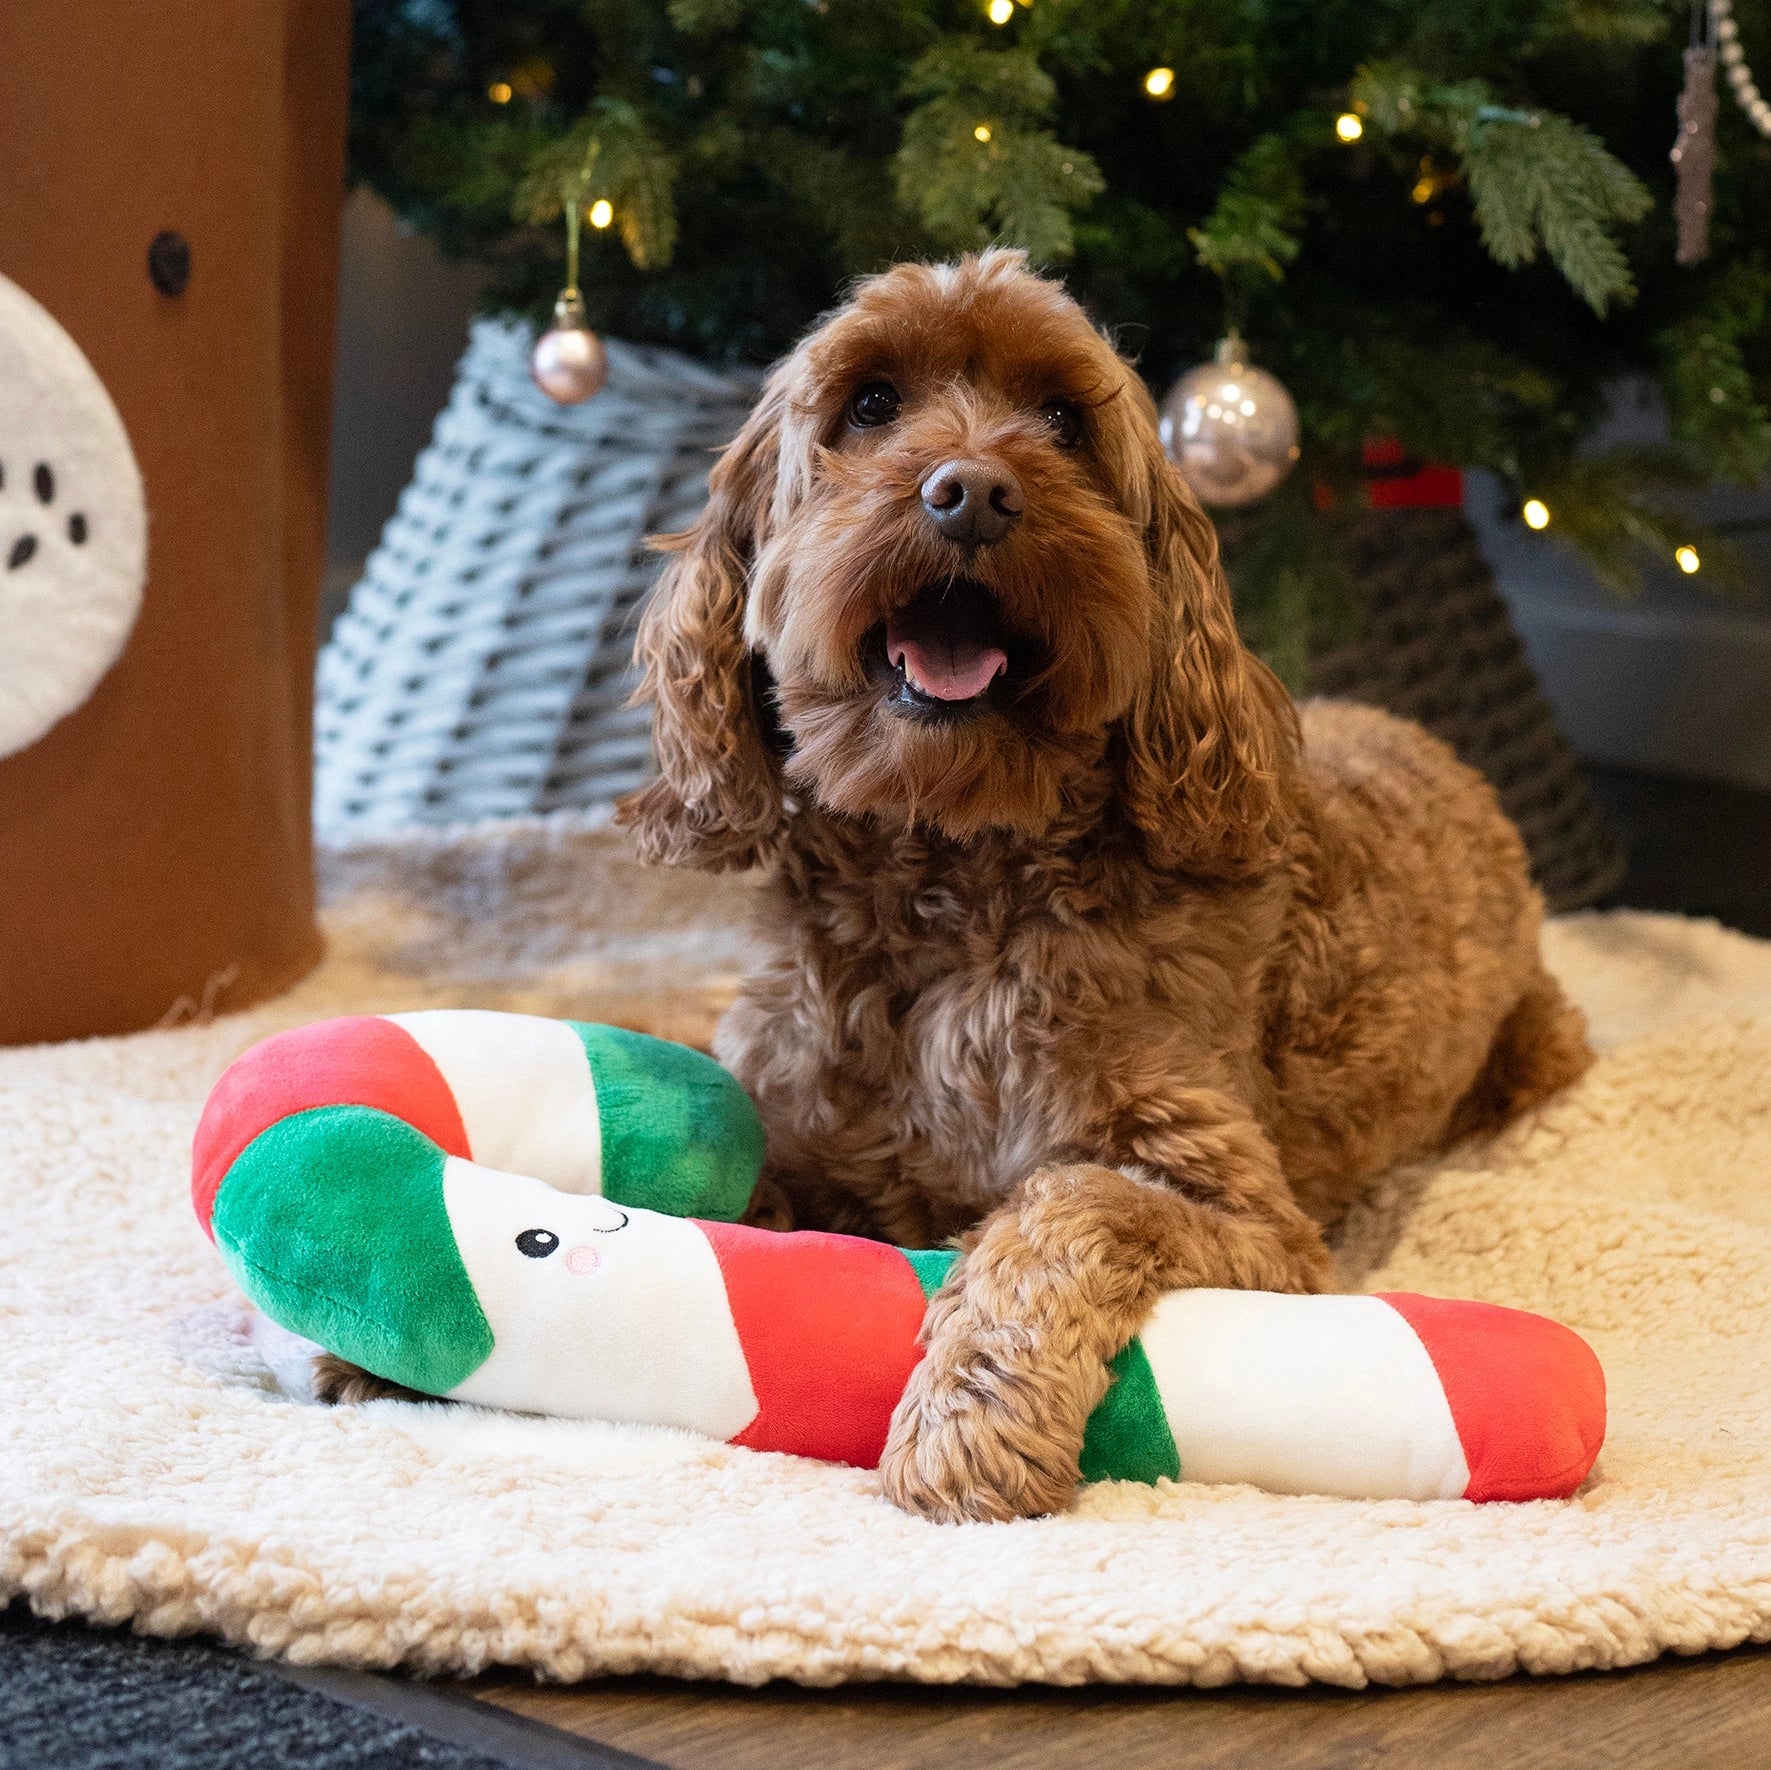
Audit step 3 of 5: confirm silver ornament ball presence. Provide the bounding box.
[1160,336,1300,508]
[530,292,608,405]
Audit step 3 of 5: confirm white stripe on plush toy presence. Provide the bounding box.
[387,1010,605,1195]
[1137,1290,1472,1501]
[441,1158,760,1437]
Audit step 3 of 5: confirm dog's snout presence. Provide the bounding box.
[920,459,1023,547]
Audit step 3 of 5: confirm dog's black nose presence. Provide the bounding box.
[920,459,1023,547]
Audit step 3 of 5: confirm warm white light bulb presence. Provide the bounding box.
[974,123,993,143]
[1675,545,1701,574]
[1145,67,1176,99]
[987,0,1015,23]
[588,199,614,229]
[1335,112,1364,142]
[1522,499,1551,531]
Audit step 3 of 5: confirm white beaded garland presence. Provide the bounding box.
[1712,0,1771,137]
[529,291,608,406]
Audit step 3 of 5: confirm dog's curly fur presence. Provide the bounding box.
[315,251,1590,1523]
[617,249,1591,1522]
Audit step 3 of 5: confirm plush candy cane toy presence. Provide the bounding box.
[194,1012,1606,1503]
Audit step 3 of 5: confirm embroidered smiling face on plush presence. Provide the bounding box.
[0,272,146,759]
[440,1168,759,1436]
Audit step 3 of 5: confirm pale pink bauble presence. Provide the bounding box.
[530,322,609,405]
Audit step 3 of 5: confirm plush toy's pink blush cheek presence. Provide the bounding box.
[564,1244,602,1277]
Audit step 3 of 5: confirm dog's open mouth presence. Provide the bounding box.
[868,580,1011,722]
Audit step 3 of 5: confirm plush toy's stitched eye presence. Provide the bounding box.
[848,381,902,428]
[515,1228,560,1258]
[590,1207,629,1233]
[1041,398,1084,449]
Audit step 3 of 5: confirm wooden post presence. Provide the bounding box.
[0,1,349,1043]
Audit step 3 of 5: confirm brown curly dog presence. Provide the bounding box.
[613,247,1590,1523]
[320,248,1590,1522]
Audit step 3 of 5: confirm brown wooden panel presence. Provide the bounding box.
[0,0,347,1042]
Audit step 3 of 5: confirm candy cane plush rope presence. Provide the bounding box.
[195,1013,1606,1503]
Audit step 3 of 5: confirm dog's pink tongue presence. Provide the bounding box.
[887,617,1007,702]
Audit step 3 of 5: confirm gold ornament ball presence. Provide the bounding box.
[530,293,608,405]
[1159,338,1300,508]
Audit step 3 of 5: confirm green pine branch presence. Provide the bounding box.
[513,99,679,271]
[894,45,1102,263]
[1349,64,1652,313]
[1461,109,1651,313]
[1188,135,1305,294]
[1661,259,1771,485]
[667,0,749,31]
[761,131,921,275]
[1297,325,1561,473]
[1525,447,1750,594]
[1530,0,1676,47]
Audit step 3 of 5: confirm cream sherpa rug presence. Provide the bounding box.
[3,819,1771,1689]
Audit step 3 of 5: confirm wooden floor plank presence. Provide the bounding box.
[467,1644,1771,1770]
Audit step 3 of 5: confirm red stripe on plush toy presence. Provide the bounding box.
[191,1015,471,1239]
[1377,1292,1607,1501]
[697,1220,931,1468]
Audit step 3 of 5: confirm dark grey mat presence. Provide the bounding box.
[0,1605,657,1770]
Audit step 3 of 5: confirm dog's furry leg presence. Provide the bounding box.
[740,1171,798,1231]
[1446,967,1592,1142]
[879,1146,1329,1524]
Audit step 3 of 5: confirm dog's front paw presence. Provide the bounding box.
[877,1296,1095,1524]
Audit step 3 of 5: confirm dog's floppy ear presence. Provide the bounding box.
[1114,431,1299,877]
[617,381,790,871]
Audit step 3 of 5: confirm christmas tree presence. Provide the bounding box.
[350,0,1770,674]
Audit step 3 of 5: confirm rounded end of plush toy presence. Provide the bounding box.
[194,1017,492,1397]
[192,1015,471,1241]
[1379,1292,1607,1502]
[209,1103,494,1397]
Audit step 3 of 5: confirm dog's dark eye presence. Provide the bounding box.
[848,381,902,428]
[515,1229,560,1258]
[1041,399,1084,449]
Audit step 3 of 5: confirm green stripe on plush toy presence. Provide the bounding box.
[899,1245,1183,1482]
[211,1104,493,1394]
[572,1022,764,1220]
[1079,1341,1183,1484]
